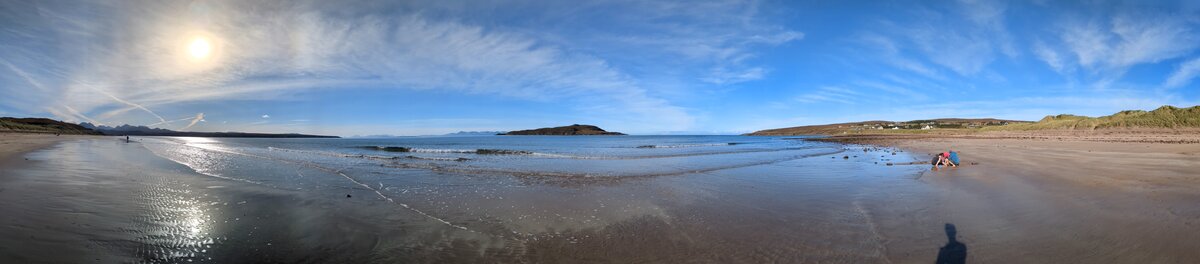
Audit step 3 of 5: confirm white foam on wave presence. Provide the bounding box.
[140,138,274,187]
[636,143,736,148]
[408,148,477,154]
[330,170,472,231]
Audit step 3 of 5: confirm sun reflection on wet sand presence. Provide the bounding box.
[132,175,218,262]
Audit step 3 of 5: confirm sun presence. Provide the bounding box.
[188,37,212,60]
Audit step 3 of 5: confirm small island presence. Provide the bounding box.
[500,124,626,135]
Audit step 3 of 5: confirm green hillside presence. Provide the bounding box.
[981,105,1200,131]
[0,117,102,134]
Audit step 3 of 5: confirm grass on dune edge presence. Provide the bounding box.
[748,105,1200,136]
[0,117,102,135]
[980,105,1200,131]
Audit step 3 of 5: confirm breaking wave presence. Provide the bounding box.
[635,143,740,148]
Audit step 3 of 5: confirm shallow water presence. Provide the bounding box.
[0,136,926,263]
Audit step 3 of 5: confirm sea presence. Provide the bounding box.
[0,135,929,263]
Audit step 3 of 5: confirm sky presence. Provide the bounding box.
[1,0,1199,136]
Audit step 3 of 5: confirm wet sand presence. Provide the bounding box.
[1,133,1198,263]
[844,133,1200,263]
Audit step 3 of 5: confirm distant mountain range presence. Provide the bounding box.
[443,131,507,136]
[501,124,625,135]
[78,122,338,138]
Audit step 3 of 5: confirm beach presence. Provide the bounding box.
[0,133,1197,263]
[826,132,1200,263]
[0,134,97,162]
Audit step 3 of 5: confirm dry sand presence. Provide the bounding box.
[836,132,1200,263]
[0,133,99,162]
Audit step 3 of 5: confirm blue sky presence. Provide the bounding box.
[1,0,1199,136]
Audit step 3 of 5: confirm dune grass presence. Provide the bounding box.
[0,118,100,134]
[982,105,1200,131]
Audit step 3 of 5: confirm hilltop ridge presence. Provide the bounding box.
[982,105,1200,131]
[501,124,625,135]
[748,105,1200,136]
[0,117,102,135]
[747,118,1024,136]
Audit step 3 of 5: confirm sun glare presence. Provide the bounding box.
[188,37,212,60]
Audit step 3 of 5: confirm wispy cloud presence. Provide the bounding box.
[182,113,205,130]
[4,0,1196,135]
[854,33,947,81]
[148,115,202,127]
[3,0,803,132]
[854,81,929,101]
[857,0,1016,77]
[568,0,803,85]
[1165,57,1200,88]
[1032,39,1069,74]
[61,105,102,125]
[1055,13,1200,83]
[794,86,863,104]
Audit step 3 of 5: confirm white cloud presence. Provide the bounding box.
[907,25,996,76]
[854,34,946,81]
[854,0,1016,78]
[261,114,270,119]
[854,81,929,101]
[182,113,205,130]
[701,67,766,85]
[1060,21,1111,68]
[1109,15,1199,67]
[1165,57,1200,88]
[1032,40,1068,74]
[793,86,866,105]
[1058,14,1199,75]
[2,0,741,131]
[535,0,802,85]
[958,0,1017,57]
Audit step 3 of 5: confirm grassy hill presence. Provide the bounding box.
[981,105,1200,131]
[0,117,102,135]
[747,118,1024,136]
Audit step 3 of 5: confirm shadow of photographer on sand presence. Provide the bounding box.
[935,223,967,264]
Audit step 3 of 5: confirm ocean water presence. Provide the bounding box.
[0,135,927,263]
